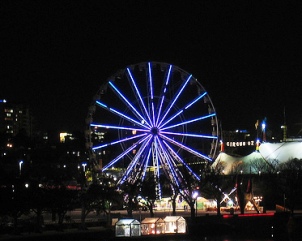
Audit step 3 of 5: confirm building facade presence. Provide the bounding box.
[0,99,34,144]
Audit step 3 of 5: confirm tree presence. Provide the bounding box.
[120,181,140,217]
[200,163,232,216]
[0,178,31,234]
[44,186,78,230]
[140,177,158,217]
[276,158,302,214]
[79,175,121,229]
[160,175,178,216]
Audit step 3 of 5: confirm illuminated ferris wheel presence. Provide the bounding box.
[86,62,219,197]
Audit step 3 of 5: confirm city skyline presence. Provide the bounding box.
[1,1,302,135]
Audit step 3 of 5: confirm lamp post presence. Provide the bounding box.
[82,163,87,172]
[262,121,266,142]
[192,191,198,217]
[19,160,23,176]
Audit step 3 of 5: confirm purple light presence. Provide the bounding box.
[96,100,107,108]
[158,91,207,128]
[96,100,148,128]
[92,133,147,150]
[119,135,153,184]
[155,64,172,126]
[127,68,152,124]
[110,108,148,128]
[160,134,212,161]
[156,137,181,187]
[90,62,218,199]
[102,134,151,171]
[163,140,200,181]
[91,123,148,133]
[158,74,192,127]
[141,148,152,181]
[184,92,207,110]
[148,62,156,125]
[159,110,183,129]
[161,113,216,130]
[161,131,217,139]
[109,81,151,127]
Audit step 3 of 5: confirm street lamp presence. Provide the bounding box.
[192,191,198,217]
[262,121,266,142]
[19,160,23,175]
[82,163,87,172]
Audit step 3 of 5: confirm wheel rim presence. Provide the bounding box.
[86,62,219,198]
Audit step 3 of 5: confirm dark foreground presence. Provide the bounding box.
[1,212,301,241]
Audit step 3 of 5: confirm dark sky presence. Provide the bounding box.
[1,1,302,135]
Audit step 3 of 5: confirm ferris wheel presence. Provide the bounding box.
[86,62,219,197]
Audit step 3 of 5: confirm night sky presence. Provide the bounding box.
[1,1,302,136]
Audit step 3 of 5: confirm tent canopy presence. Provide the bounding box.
[212,142,302,174]
[116,218,140,225]
[141,217,164,224]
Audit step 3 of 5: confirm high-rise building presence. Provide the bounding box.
[0,99,34,142]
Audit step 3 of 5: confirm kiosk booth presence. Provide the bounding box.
[164,216,186,233]
[141,217,165,235]
[115,219,141,237]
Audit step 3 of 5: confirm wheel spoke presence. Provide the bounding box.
[95,100,149,129]
[148,62,156,126]
[88,62,219,199]
[92,133,147,151]
[118,135,153,185]
[160,133,212,161]
[91,123,148,133]
[163,140,200,181]
[109,81,151,128]
[102,134,151,171]
[161,130,217,139]
[159,91,208,128]
[127,67,152,125]
[160,113,216,131]
[155,64,172,126]
[157,74,192,127]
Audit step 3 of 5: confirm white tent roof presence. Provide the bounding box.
[116,219,140,225]
[259,142,302,163]
[212,142,302,174]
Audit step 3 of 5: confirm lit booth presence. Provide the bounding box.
[141,217,165,235]
[115,219,141,237]
[164,216,186,233]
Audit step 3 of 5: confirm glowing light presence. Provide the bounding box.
[92,133,147,150]
[163,140,200,181]
[156,64,172,126]
[118,135,153,184]
[161,113,216,130]
[127,67,152,124]
[90,62,218,201]
[185,92,207,110]
[82,163,87,172]
[91,123,148,133]
[102,134,151,171]
[109,81,150,127]
[161,134,212,161]
[158,74,192,127]
[96,100,148,128]
[161,131,217,139]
